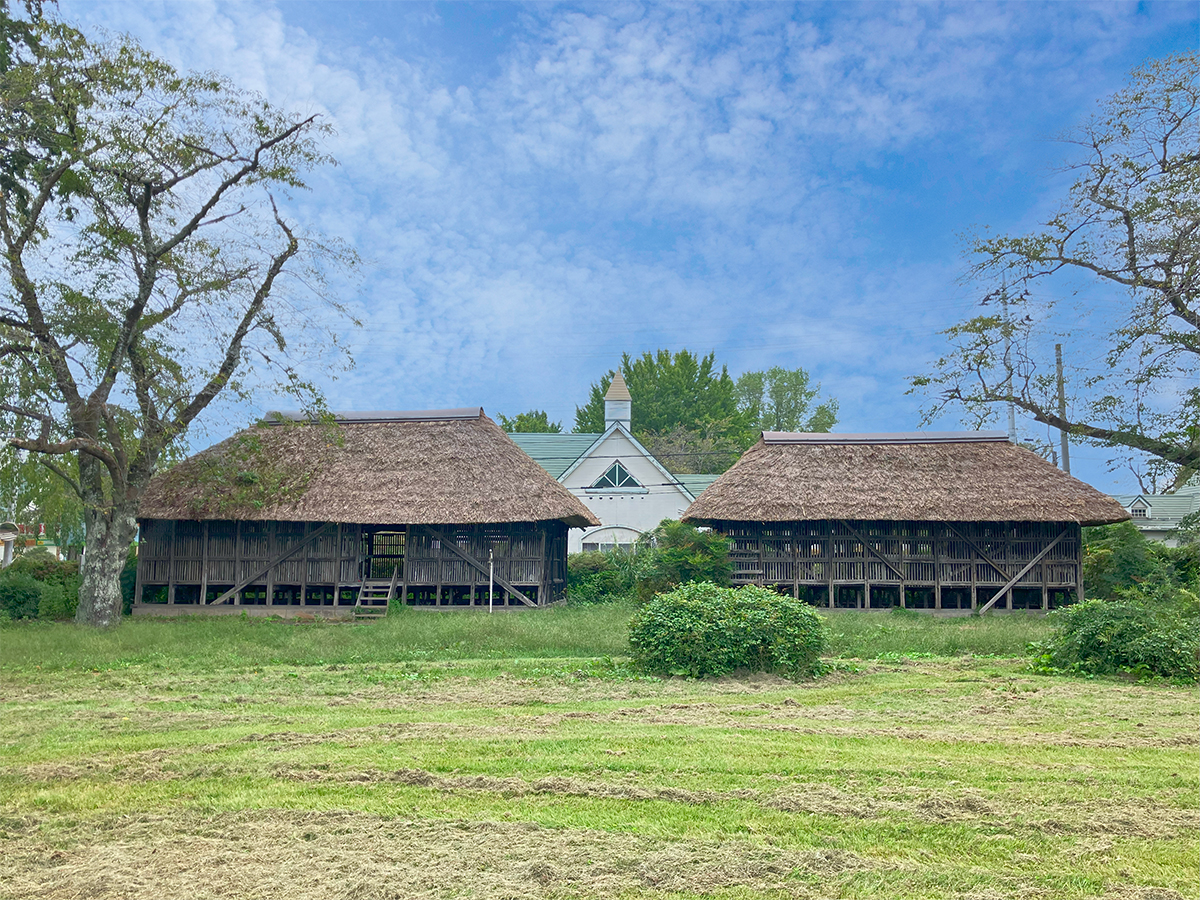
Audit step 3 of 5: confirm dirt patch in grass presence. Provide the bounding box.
[0,808,872,900]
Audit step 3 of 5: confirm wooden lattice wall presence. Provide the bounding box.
[134,519,569,613]
[713,519,1082,611]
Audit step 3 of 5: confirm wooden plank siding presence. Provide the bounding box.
[133,519,570,615]
[713,519,1081,611]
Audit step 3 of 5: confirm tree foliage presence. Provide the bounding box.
[498,409,562,433]
[575,350,835,473]
[913,52,1199,490]
[735,366,838,434]
[0,10,356,625]
[0,446,85,552]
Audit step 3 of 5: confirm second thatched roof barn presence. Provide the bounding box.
[683,431,1128,613]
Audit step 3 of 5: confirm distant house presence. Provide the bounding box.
[1110,480,1199,547]
[509,373,720,554]
[683,431,1128,612]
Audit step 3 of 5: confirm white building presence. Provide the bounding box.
[1110,479,1199,547]
[509,374,718,554]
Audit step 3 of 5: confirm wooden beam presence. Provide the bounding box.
[423,526,536,608]
[208,522,335,606]
[978,529,1069,614]
[837,520,905,582]
[945,523,1010,583]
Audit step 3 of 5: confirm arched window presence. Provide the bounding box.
[591,461,639,489]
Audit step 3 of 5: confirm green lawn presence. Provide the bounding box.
[0,609,1195,899]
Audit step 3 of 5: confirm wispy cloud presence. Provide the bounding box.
[61,0,1194,488]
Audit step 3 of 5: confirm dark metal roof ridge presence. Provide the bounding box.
[263,408,484,425]
[762,431,1010,444]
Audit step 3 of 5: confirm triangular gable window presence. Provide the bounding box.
[592,462,639,489]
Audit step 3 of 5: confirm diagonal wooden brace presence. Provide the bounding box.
[838,521,906,582]
[423,526,537,607]
[977,528,1068,614]
[209,521,335,606]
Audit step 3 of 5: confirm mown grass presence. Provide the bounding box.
[0,652,1194,900]
[0,602,1052,672]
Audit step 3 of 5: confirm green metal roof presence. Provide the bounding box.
[507,433,601,478]
[675,474,719,497]
[1111,482,1199,528]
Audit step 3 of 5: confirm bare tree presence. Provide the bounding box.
[913,52,1198,491]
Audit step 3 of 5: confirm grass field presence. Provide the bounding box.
[1,608,1195,899]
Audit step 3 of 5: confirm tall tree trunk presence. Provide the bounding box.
[75,506,137,627]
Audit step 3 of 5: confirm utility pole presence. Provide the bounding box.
[1055,343,1071,475]
[1000,280,1017,442]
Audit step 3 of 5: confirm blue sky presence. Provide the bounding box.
[61,1,1198,492]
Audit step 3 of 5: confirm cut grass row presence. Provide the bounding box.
[0,602,1053,672]
[1,656,1195,899]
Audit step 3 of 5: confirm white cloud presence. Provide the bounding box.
[55,0,1192,488]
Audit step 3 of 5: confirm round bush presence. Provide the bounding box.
[629,582,827,679]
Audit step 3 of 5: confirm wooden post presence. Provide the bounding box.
[200,521,209,605]
[825,523,833,609]
[134,522,144,606]
[167,520,177,605]
[265,521,276,608]
[234,520,243,605]
[399,527,409,607]
[299,522,309,606]
[934,528,943,610]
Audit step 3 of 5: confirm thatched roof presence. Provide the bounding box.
[138,409,600,528]
[683,432,1129,527]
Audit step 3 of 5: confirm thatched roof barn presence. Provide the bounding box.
[140,408,598,528]
[684,432,1128,527]
[134,410,598,617]
[683,432,1128,613]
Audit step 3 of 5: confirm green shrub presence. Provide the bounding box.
[629,582,827,679]
[635,520,732,601]
[1029,589,1199,681]
[121,552,138,615]
[0,572,44,619]
[5,550,82,618]
[567,550,637,603]
[37,582,75,620]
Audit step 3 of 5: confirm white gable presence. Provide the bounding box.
[559,426,695,553]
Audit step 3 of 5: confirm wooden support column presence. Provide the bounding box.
[234,521,243,605]
[134,522,144,606]
[200,521,209,604]
[934,531,943,610]
[299,522,309,606]
[825,524,834,608]
[399,528,409,607]
[539,526,548,606]
[265,521,276,607]
[167,519,177,605]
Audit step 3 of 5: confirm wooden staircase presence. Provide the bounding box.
[354,567,399,619]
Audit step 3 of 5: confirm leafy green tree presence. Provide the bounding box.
[735,366,838,436]
[498,410,562,433]
[913,53,1198,490]
[0,446,85,554]
[0,11,356,625]
[575,351,835,473]
[635,519,732,601]
[575,349,746,436]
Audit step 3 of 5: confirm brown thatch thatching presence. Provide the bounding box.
[139,409,600,528]
[683,432,1129,527]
